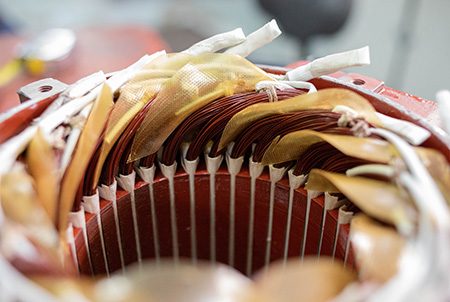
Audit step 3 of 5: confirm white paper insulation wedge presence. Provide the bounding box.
[180,144,200,264]
[82,190,110,276]
[282,169,307,267]
[204,153,224,264]
[136,165,160,263]
[98,180,126,274]
[264,164,289,269]
[225,149,245,267]
[334,205,354,262]
[246,156,265,275]
[116,171,143,267]
[302,189,323,260]
[68,207,93,275]
[317,193,347,258]
[158,161,180,263]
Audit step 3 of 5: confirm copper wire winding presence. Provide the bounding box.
[158,89,304,165]
[292,142,372,176]
[187,89,305,160]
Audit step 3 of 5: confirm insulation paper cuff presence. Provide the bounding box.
[307,189,322,200]
[116,171,136,193]
[224,19,281,57]
[205,154,224,174]
[269,164,288,183]
[181,156,200,175]
[68,208,85,228]
[160,162,177,179]
[182,28,246,56]
[285,46,370,81]
[375,112,431,145]
[249,156,264,178]
[137,165,156,183]
[82,191,100,214]
[288,169,307,189]
[98,179,117,202]
[324,192,346,210]
[226,154,244,175]
[338,206,354,224]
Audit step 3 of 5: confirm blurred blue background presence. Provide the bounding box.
[0,0,449,101]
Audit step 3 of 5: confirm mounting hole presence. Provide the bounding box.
[352,79,365,86]
[39,85,53,93]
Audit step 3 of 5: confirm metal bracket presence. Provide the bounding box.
[17,78,67,103]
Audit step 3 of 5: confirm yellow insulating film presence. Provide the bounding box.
[0,164,62,260]
[1,164,40,224]
[90,87,151,190]
[306,169,416,228]
[26,128,58,223]
[128,53,273,162]
[90,54,193,189]
[262,130,394,166]
[218,88,383,150]
[262,130,448,177]
[351,214,406,284]
[59,84,113,232]
[125,53,194,94]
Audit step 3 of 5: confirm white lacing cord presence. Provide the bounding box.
[255,80,317,102]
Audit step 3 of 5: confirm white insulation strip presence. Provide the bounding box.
[301,190,322,259]
[317,193,346,257]
[66,223,79,275]
[159,162,179,263]
[265,165,288,267]
[205,154,224,263]
[225,152,244,267]
[375,112,431,145]
[182,28,246,56]
[136,165,160,263]
[98,180,126,273]
[68,207,93,275]
[116,171,142,267]
[82,191,110,276]
[246,156,264,275]
[285,46,370,82]
[39,52,165,135]
[181,153,200,264]
[224,19,281,58]
[332,205,354,262]
[282,170,307,265]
